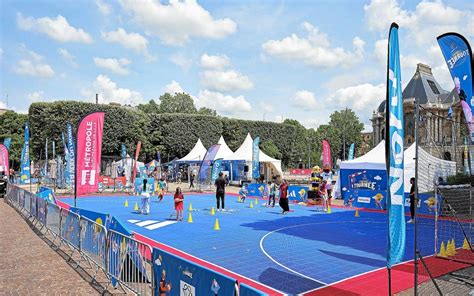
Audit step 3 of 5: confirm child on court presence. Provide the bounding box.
[174,187,184,221]
[158,178,167,202]
[239,183,248,202]
[320,179,329,212]
[267,180,276,207]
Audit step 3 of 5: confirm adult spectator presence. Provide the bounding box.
[279,179,289,214]
[407,177,416,223]
[215,172,226,211]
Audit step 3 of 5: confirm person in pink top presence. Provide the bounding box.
[174,187,184,221]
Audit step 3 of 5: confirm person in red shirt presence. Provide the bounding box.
[174,187,184,221]
[279,179,289,214]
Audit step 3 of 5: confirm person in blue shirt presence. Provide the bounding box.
[239,183,248,202]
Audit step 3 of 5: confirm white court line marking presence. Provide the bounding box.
[127,219,140,223]
[145,221,177,230]
[259,221,389,288]
[136,220,159,227]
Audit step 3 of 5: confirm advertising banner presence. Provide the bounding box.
[3,138,11,150]
[0,144,9,174]
[211,158,223,183]
[67,123,75,185]
[44,139,48,176]
[289,169,312,175]
[288,185,308,202]
[76,112,105,197]
[385,23,405,267]
[240,283,266,296]
[198,144,220,183]
[403,193,440,216]
[98,176,126,189]
[62,132,70,185]
[322,139,332,167]
[348,143,355,160]
[252,137,260,179]
[37,197,47,224]
[132,141,141,185]
[247,183,267,197]
[20,122,31,184]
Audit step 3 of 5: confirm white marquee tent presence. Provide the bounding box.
[213,136,234,160]
[226,133,283,176]
[338,140,456,193]
[112,155,145,182]
[177,138,207,162]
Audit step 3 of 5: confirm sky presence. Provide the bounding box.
[1,0,473,132]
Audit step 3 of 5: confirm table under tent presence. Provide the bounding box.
[336,140,456,211]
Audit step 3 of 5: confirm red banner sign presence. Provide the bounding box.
[99,176,126,188]
[0,144,9,174]
[76,112,105,196]
[132,141,141,184]
[322,139,332,167]
[290,169,312,175]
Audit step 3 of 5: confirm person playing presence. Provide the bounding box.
[320,179,329,212]
[267,180,276,207]
[174,187,184,221]
[158,178,167,202]
[159,270,172,296]
[215,172,226,211]
[141,179,150,215]
[176,170,182,184]
[189,173,195,189]
[279,179,289,214]
[239,183,248,203]
[408,177,416,223]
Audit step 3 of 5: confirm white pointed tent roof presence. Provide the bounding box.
[226,133,282,174]
[178,138,207,162]
[213,136,234,160]
[340,140,386,170]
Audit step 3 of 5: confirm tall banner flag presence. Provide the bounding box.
[322,139,332,167]
[20,123,31,184]
[120,143,126,168]
[67,123,75,186]
[62,132,70,185]
[198,144,221,183]
[0,144,9,175]
[437,33,473,140]
[44,138,48,176]
[464,137,470,175]
[75,112,105,198]
[3,138,11,150]
[211,158,223,183]
[252,137,260,179]
[348,143,355,160]
[385,23,406,268]
[52,140,56,159]
[131,141,141,184]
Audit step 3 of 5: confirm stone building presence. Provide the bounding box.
[372,63,464,169]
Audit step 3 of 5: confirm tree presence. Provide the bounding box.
[197,107,217,116]
[137,99,159,114]
[0,111,28,167]
[159,93,197,114]
[260,140,282,160]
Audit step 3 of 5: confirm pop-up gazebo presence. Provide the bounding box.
[177,138,207,163]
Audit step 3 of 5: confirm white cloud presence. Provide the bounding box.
[292,90,318,110]
[17,13,93,43]
[364,0,473,45]
[19,44,43,61]
[58,48,78,68]
[119,0,236,46]
[200,53,230,70]
[327,83,385,116]
[163,80,184,94]
[82,74,143,105]
[93,57,131,75]
[14,59,54,77]
[259,102,273,113]
[27,91,44,102]
[201,70,253,92]
[196,89,251,115]
[170,53,193,71]
[96,0,112,15]
[102,28,153,60]
[262,22,365,68]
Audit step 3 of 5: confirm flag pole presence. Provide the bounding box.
[414,96,420,294]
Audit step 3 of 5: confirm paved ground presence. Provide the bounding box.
[0,199,99,295]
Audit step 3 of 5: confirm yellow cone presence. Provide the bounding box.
[211,207,215,215]
[187,212,193,223]
[446,240,455,256]
[463,238,470,250]
[355,209,359,217]
[134,202,139,211]
[237,196,241,202]
[214,218,220,230]
[250,201,253,208]
[188,203,193,211]
[451,239,457,256]
[124,199,129,207]
[327,206,331,214]
[255,198,258,205]
[439,242,447,257]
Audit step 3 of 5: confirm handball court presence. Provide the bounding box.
[59,193,470,295]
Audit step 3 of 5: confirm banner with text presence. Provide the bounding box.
[252,137,260,179]
[0,144,9,174]
[198,144,220,183]
[20,122,31,184]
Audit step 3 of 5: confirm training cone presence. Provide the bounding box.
[446,240,454,256]
[214,218,220,230]
[355,209,360,217]
[134,202,139,212]
[327,206,331,214]
[124,199,129,207]
[187,212,193,223]
[237,196,241,202]
[438,242,447,257]
[463,238,470,250]
[255,198,258,205]
[188,203,193,211]
[250,201,253,208]
[211,207,215,215]
[451,239,457,256]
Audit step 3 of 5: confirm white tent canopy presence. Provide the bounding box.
[213,136,234,160]
[112,155,145,182]
[226,133,283,175]
[339,140,456,192]
[177,138,207,162]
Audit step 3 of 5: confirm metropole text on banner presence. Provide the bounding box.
[198,144,220,183]
[322,139,332,166]
[0,144,9,174]
[20,122,31,184]
[76,112,105,196]
[385,23,406,268]
[252,137,260,179]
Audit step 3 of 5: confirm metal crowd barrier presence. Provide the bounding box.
[4,184,154,296]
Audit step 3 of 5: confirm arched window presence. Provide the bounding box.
[444,151,452,161]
